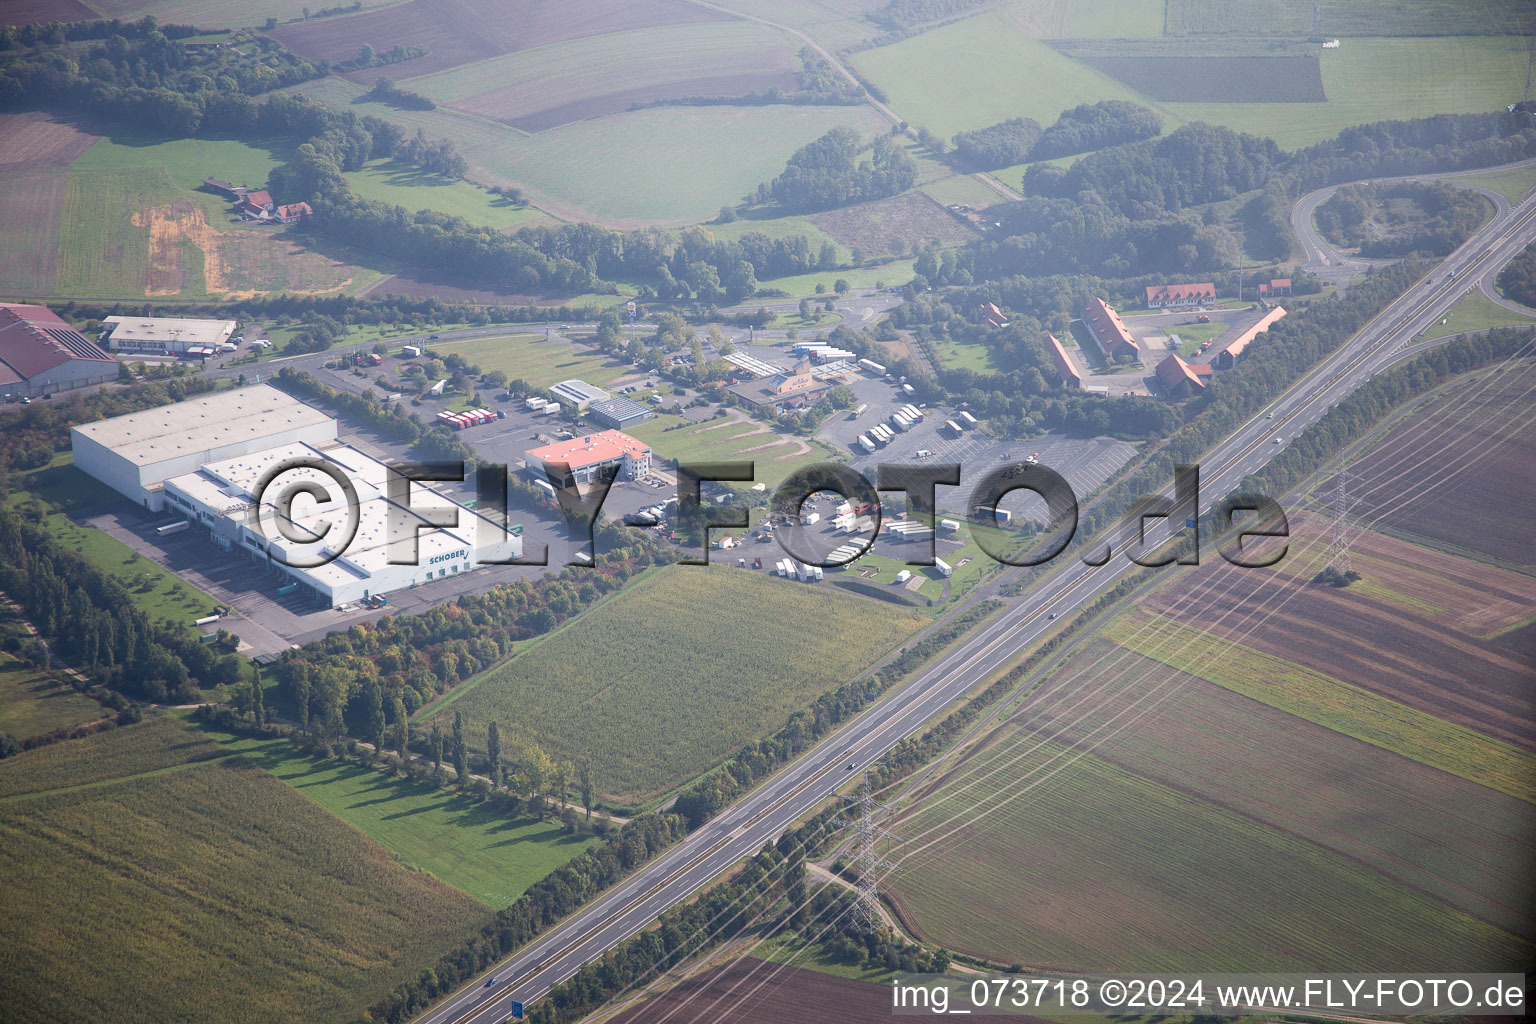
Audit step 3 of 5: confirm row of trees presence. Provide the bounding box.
[0,509,242,702]
[1495,241,1536,308]
[952,101,1162,169]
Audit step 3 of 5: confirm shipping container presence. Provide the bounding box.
[858,358,887,375]
[857,435,876,454]
[902,383,915,395]
[156,520,190,536]
[944,419,963,436]
[958,411,978,428]
[940,519,961,532]
[934,557,953,577]
[802,512,820,526]
[894,570,912,584]
[401,345,421,358]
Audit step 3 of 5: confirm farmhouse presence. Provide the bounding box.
[1081,298,1139,363]
[549,378,611,411]
[1145,282,1217,308]
[274,201,312,224]
[726,359,835,410]
[101,315,237,355]
[978,302,1009,328]
[1215,306,1287,369]
[1155,353,1209,398]
[587,396,654,430]
[238,189,275,220]
[0,303,118,401]
[71,384,336,511]
[527,429,652,488]
[1256,277,1292,298]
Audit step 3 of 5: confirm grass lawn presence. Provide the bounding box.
[851,11,1165,140]
[1065,0,1165,37]
[0,650,106,743]
[432,333,634,389]
[1422,289,1536,340]
[420,564,927,805]
[930,334,1004,373]
[345,159,552,230]
[757,258,915,297]
[1164,320,1228,357]
[7,459,224,635]
[626,411,844,489]
[1162,36,1531,150]
[1449,165,1536,203]
[194,726,598,908]
[0,716,488,1024]
[919,173,1007,210]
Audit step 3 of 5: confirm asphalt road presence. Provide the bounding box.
[417,186,1536,1024]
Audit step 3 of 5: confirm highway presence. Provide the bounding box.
[415,184,1536,1024]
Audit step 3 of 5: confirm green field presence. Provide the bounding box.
[433,332,634,388]
[887,732,1530,971]
[0,714,225,801]
[1450,165,1536,203]
[1102,611,1535,802]
[1165,320,1228,356]
[1162,37,1531,150]
[7,460,224,635]
[626,412,845,489]
[1065,0,1166,37]
[919,172,1007,210]
[345,158,552,230]
[0,651,106,743]
[422,564,927,804]
[69,132,288,192]
[0,718,488,1024]
[197,727,598,907]
[1422,288,1536,340]
[756,258,916,297]
[851,12,1163,140]
[286,77,889,226]
[399,21,796,125]
[930,334,1005,372]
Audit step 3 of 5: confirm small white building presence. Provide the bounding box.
[101,315,237,355]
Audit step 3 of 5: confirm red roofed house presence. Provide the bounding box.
[978,302,1009,329]
[0,303,118,400]
[274,202,312,224]
[1256,278,1292,299]
[1215,306,1287,370]
[1044,333,1082,389]
[526,429,652,488]
[1145,282,1216,308]
[1080,298,1139,363]
[1155,353,1206,398]
[238,190,276,220]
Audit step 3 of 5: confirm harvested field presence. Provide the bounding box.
[423,564,927,804]
[0,114,98,295]
[0,653,109,744]
[404,22,797,132]
[1349,367,1536,568]
[364,273,547,305]
[886,732,1530,972]
[608,957,892,1024]
[1083,55,1325,103]
[0,716,224,801]
[810,191,976,258]
[1011,640,1535,936]
[0,749,488,1024]
[1,0,95,21]
[271,0,730,81]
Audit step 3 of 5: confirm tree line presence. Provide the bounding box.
[762,126,918,212]
[1495,241,1536,308]
[952,100,1162,170]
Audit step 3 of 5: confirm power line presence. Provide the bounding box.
[841,782,899,931]
[1326,470,1360,575]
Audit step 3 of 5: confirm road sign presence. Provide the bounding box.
[509,1000,525,1019]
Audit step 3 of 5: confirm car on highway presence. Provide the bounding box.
[1273,437,1284,444]
[484,978,497,988]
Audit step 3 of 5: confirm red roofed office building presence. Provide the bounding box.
[1145,282,1216,308]
[1155,353,1208,398]
[1044,333,1082,388]
[978,302,1009,329]
[0,303,118,401]
[526,429,652,488]
[1081,298,1139,363]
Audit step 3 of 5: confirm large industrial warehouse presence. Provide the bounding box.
[100,314,238,355]
[72,384,518,607]
[0,303,119,399]
[72,385,336,511]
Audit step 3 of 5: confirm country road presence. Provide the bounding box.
[413,178,1536,1024]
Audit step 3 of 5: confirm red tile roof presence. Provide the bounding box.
[1044,333,1081,384]
[1156,353,1205,392]
[1145,282,1216,306]
[527,430,651,471]
[1220,306,1287,363]
[1081,297,1138,355]
[244,189,273,208]
[276,202,311,219]
[0,303,114,381]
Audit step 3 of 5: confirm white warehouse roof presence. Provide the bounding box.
[102,315,237,346]
[549,379,611,405]
[73,385,333,468]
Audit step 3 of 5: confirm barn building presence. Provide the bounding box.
[0,303,118,400]
[1044,333,1082,389]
